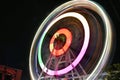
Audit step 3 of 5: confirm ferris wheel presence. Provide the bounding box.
[29,0,114,80]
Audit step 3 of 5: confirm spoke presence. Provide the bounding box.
[67,49,81,77]
[38,49,55,79]
[69,49,87,75]
[78,64,87,75]
[67,51,75,80]
[54,57,59,76]
[54,48,65,76]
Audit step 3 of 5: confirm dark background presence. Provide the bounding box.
[0,0,120,80]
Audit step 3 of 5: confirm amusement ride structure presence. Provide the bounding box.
[29,0,114,80]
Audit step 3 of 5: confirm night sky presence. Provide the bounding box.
[0,0,120,80]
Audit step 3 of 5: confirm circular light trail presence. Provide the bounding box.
[38,12,90,76]
[49,28,72,56]
[29,0,113,79]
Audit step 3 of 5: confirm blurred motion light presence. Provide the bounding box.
[29,0,113,80]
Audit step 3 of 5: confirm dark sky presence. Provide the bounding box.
[0,0,120,80]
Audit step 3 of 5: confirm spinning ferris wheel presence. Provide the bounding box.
[29,0,114,80]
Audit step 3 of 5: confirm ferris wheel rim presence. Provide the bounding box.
[29,0,113,79]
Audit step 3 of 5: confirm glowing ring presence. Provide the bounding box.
[29,0,113,79]
[38,12,90,75]
[49,28,72,56]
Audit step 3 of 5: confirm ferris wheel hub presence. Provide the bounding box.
[49,28,72,56]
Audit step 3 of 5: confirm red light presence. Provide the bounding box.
[49,28,72,56]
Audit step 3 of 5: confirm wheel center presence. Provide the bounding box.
[49,28,72,56]
[54,34,66,50]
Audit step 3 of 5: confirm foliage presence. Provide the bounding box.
[104,63,120,80]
